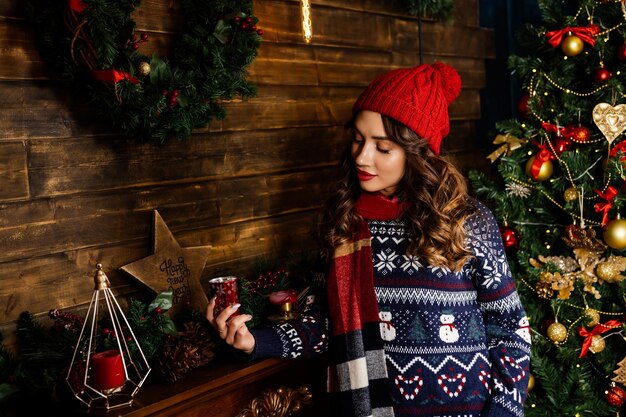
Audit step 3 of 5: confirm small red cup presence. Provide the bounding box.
[209,276,240,317]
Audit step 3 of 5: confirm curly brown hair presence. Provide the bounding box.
[318,114,477,272]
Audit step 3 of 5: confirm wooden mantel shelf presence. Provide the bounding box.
[76,356,328,417]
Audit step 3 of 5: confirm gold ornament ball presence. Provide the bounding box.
[603,219,626,250]
[525,156,553,181]
[528,373,535,391]
[561,35,584,56]
[547,322,567,342]
[589,334,606,354]
[138,61,151,76]
[596,261,620,283]
[584,309,600,327]
[564,187,579,202]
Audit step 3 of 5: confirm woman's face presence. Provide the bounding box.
[351,110,406,197]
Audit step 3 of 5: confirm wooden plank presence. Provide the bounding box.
[26,126,348,196]
[0,168,339,230]
[393,20,495,58]
[0,168,339,260]
[0,20,48,80]
[0,211,320,325]
[0,141,29,201]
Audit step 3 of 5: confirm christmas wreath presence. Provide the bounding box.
[24,0,262,144]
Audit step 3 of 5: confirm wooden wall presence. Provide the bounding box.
[0,0,494,342]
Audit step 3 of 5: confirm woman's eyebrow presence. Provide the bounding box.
[354,127,389,140]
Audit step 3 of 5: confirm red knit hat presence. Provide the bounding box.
[352,62,462,155]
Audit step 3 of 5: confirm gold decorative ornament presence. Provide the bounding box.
[120,210,211,317]
[547,322,568,343]
[525,154,553,181]
[564,187,579,202]
[561,34,584,56]
[562,224,607,251]
[487,134,526,163]
[137,61,151,76]
[589,334,606,354]
[528,373,535,391]
[596,256,626,283]
[584,309,601,327]
[603,218,626,250]
[237,385,313,417]
[613,357,626,385]
[592,103,626,144]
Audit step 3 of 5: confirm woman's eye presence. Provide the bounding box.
[353,136,363,144]
[377,147,391,154]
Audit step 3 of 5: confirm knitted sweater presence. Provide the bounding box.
[252,202,531,417]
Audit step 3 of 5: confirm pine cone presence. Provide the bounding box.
[153,321,217,382]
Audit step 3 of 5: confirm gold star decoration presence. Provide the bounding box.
[120,210,211,317]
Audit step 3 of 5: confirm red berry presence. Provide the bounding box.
[171,89,179,97]
[132,43,139,51]
[257,29,264,36]
[241,23,249,30]
[246,16,253,23]
[141,33,148,41]
[155,307,163,314]
[252,25,257,31]
[234,16,240,22]
[103,328,111,335]
[162,90,169,96]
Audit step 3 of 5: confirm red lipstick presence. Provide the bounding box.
[357,169,376,181]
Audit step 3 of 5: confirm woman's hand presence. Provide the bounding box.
[206,298,256,355]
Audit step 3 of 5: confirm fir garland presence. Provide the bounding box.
[24,0,262,144]
[399,0,454,22]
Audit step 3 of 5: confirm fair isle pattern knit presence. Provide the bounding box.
[371,202,531,417]
[250,201,531,417]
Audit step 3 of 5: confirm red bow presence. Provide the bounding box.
[594,186,618,226]
[91,69,139,85]
[577,320,622,358]
[609,140,626,159]
[545,25,600,48]
[529,144,554,180]
[69,0,87,13]
[541,122,577,139]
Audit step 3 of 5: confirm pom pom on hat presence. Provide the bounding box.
[352,62,462,155]
[432,62,461,105]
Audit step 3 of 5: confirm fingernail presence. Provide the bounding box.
[231,303,241,309]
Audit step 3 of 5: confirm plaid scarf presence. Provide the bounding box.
[326,193,409,417]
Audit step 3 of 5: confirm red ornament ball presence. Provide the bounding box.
[257,29,264,36]
[554,137,572,154]
[499,226,521,250]
[155,307,163,314]
[617,44,626,61]
[605,384,625,407]
[572,126,590,142]
[517,95,530,119]
[594,67,613,84]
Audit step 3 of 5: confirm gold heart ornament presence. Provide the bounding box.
[592,102,626,144]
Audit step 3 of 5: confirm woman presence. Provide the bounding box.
[207,63,531,417]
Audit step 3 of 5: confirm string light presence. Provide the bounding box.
[507,177,603,226]
[301,0,312,43]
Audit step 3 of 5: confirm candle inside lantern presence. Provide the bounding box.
[269,289,299,316]
[89,350,126,391]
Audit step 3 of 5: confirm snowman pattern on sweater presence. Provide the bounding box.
[369,201,531,417]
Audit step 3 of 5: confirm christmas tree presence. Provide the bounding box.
[469,1,626,415]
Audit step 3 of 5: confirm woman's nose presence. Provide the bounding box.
[354,143,372,166]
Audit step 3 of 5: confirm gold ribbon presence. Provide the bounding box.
[487,134,526,163]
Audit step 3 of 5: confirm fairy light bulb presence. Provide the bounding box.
[301,0,312,43]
